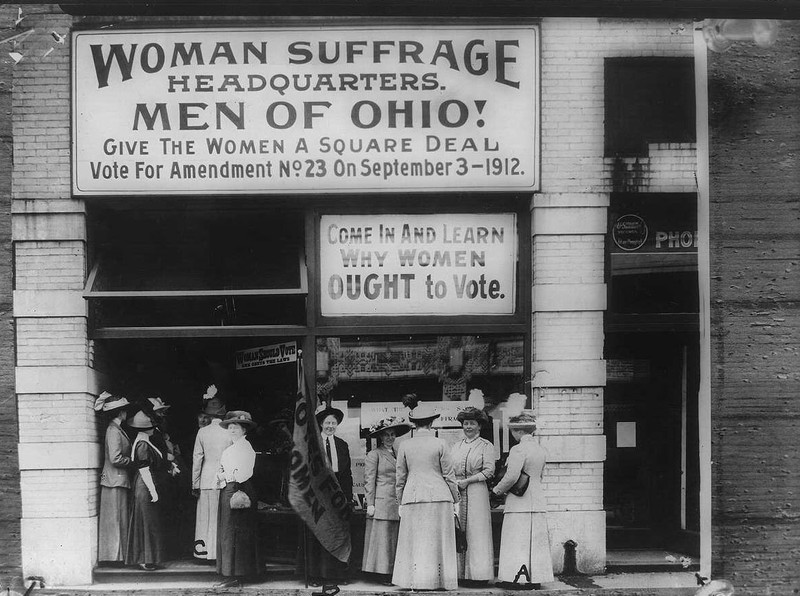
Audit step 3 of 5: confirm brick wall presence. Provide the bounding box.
[0,4,22,587]
[534,18,693,575]
[708,20,800,595]
[11,6,100,586]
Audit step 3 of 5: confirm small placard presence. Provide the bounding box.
[616,421,637,448]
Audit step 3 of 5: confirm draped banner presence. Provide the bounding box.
[288,356,352,562]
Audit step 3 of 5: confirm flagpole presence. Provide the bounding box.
[298,349,310,589]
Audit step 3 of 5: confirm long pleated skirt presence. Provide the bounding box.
[98,486,129,562]
[125,476,166,566]
[194,489,220,560]
[456,481,494,581]
[362,518,400,575]
[497,512,554,584]
[392,501,458,590]
[216,481,260,578]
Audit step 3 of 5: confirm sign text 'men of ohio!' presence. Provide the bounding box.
[320,213,517,316]
[72,27,540,195]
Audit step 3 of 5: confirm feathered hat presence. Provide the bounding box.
[201,384,226,417]
[93,391,129,414]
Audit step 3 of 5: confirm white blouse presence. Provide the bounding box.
[219,436,256,484]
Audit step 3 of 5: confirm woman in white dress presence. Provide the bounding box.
[215,410,260,587]
[451,406,495,583]
[362,416,411,582]
[392,395,460,591]
[491,410,554,589]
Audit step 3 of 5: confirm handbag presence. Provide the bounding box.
[509,471,530,497]
[454,514,468,553]
[229,489,251,509]
[493,462,531,498]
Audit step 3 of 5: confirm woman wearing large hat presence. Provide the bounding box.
[392,394,460,590]
[451,406,496,584]
[362,416,412,582]
[191,386,233,562]
[215,410,261,587]
[95,392,133,566]
[125,410,170,570]
[491,408,554,589]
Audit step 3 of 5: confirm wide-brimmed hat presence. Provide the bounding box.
[94,391,130,414]
[368,416,412,438]
[148,397,171,412]
[128,410,155,430]
[220,410,257,429]
[507,409,537,429]
[315,405,344,426]
[408,403,440,424]
[456,406,489,427]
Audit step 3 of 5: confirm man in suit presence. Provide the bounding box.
[296,405,353,585]
[192,390,234,561]
[318,406,353,504]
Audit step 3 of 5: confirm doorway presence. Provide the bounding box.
[604,331,700,555]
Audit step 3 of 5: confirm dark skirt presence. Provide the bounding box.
[125,475,166,565]
[297,528,350,581]
[216,480,260,578]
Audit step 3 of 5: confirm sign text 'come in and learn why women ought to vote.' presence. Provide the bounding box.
[72,26,539,195]
[319,213,517,316]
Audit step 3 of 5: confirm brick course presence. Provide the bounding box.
[0,4,22,587]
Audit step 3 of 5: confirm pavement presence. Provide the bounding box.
[49,571,701,594]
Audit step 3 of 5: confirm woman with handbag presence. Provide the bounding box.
[451,406,496,584]
[362,416,411,583]
[392,395,460,591]
[215,410,260,588]
[491,410,554,590]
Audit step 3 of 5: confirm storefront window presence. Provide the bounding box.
[85,206,307,330]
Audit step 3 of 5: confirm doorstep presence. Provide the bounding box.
[35,573,701,595]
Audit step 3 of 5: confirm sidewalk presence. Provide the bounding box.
[40,571,701,595]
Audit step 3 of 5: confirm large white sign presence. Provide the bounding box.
[72,26,539,195]
[320,213,517,316]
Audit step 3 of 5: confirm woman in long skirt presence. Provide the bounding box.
[126,411,170,570]
[392,396,460,591]
[362,417,411,583]
[95,393,132,565]
[491,410,554,589]
[215,411,260,588]
[451,406,495,583]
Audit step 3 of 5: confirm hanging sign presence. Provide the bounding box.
[319,213,517,316]
[71,26,539,195]
[235,341,297,370]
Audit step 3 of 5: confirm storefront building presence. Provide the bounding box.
[3,4,795,593]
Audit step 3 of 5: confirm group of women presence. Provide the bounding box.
[96,391,261,588]
[361,398,555,591]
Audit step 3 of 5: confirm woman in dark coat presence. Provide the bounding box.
[125,410,170,570]
[215,410,261,588]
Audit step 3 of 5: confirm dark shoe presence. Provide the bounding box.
[213,578,240,588]
[138,563,159,571]
[311,584,340,596]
